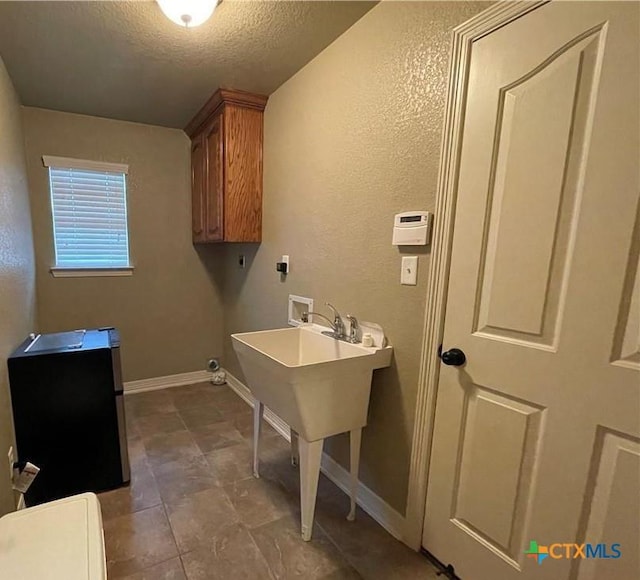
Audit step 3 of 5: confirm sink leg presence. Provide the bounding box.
[347,428,362,522]
[299,437,323,542]
[252,401,264,478]
[290,429,299,467]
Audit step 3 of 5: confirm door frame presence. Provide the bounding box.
[403,0,548,551]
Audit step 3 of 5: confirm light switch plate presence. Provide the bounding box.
[401,256,418,285]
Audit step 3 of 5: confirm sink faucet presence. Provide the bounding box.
[302,303,345,338]
[324,303,345,337]
[303,311,339,334]
[302,303,361,344]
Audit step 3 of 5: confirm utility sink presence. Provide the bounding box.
[231,324,392,442]
[231,323,392,541]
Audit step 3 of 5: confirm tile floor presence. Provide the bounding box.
[99,382,439,579]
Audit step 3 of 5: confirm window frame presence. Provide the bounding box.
[43,155,134,277]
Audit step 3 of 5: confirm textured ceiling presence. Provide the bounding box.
[0,1,376,128]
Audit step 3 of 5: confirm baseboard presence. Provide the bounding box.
[224,370,405,541]
[124,370,211,394]
[318,453,405,541]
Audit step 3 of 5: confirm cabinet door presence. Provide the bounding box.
[190,134,206,243]
[223,105,263,242]
[204,114,224,241]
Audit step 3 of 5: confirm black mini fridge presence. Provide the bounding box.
[8,328,130,505]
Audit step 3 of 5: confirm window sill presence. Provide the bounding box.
[50,267,134,278]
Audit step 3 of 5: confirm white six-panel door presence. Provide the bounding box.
[422,2,639,579]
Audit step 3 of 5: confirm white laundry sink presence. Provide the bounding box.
[231,324,392,441]
[231,323,392,541]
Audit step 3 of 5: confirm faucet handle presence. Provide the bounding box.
[325,302,345,336]
[346,315,360,343]
[325,302,341,320]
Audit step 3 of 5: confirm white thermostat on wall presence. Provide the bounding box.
[392,211,432,245]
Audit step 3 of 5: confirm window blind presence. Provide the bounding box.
[47,162,130,269]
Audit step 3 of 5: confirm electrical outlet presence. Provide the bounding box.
[7,446,14,481]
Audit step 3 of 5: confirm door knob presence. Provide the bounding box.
[439,347,466,366]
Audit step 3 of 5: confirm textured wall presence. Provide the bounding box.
[22,108,225,382]
[223,1,488,514]
[0,57,36,516]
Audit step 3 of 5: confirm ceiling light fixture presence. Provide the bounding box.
[157,0,217,28]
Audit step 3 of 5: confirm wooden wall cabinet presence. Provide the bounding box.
[186,89,268,243]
